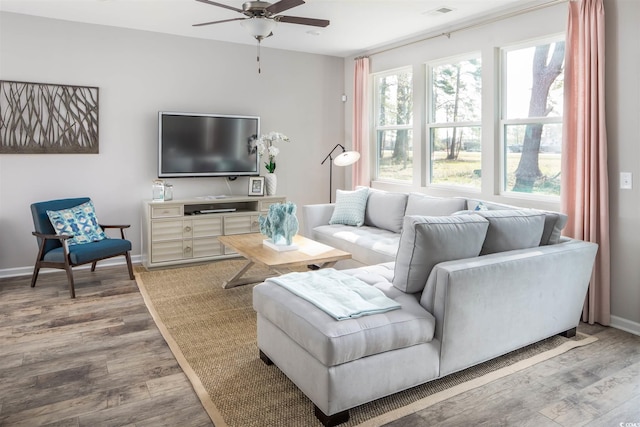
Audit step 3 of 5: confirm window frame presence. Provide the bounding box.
[426,51,483,190]
[371,66,414,183]
[499,34,565,200]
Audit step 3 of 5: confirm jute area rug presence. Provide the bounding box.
[134,260,597,427]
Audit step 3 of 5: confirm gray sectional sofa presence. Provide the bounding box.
[301,188,568,265]
[253,187,598,426]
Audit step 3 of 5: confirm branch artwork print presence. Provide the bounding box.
[0,80,99,154]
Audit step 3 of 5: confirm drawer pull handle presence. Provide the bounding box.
[184,246,192,253]
[184,226,192,232]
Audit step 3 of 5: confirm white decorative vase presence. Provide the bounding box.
[264,173,277,195]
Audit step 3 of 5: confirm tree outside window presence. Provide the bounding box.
[428,54,482,188]
[502,37,564,196]
[373,69,413,182]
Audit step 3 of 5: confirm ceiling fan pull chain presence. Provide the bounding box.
[257,39,261,74]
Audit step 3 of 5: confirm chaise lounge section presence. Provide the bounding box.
[253,188,598,426]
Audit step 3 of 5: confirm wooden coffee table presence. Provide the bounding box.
[217,233,352,289]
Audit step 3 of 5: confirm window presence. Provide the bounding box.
[501,37,564,197]
[428,54,482,188]
[373,69,413,182]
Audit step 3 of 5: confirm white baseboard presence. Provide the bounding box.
[611,315,640,337]
[0,254,142,280]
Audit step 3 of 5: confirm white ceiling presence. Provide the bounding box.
[0,0,545,57]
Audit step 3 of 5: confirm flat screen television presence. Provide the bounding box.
[158,112,260,178]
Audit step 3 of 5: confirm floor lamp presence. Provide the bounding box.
[321,143,361,203]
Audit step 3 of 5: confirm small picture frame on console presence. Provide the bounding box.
[249,176,265,196]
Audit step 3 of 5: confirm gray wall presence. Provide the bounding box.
[343,0,640,334]
[605,0,640,332]
[0,12,345,274]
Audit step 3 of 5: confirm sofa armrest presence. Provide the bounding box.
[421,239,598,376]
[301,203,335,238]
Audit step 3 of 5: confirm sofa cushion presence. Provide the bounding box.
[313,224,399,265]
[43,238,131,264]
[473,209,545,255]
[253,274,435,367]
[392,215,490,293]
[329,187,369,227]
[363,188,408,233]
[405,193,466,216]
[465,198,567,245]
[539,211,568,245]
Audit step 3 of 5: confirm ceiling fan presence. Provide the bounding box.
[193,0,330,41]
[193,0,330,73]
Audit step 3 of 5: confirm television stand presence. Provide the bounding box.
[141,195,285,269]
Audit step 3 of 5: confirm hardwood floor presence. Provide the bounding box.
[384,324,640,427]
[1,265,639,426]
[0,265,213,427]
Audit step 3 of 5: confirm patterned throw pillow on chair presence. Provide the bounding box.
[46,200,107,245]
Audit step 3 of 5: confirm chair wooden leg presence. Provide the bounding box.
[125,252,134,280]
[64,265,76,298]
[30,262,41,288]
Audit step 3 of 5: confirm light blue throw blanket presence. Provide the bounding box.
[266,269,401,320]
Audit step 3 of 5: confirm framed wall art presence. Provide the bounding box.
[0,80,99,154]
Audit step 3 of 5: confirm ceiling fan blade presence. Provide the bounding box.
[193,17,246,27]
[195,0,243,14]
[266,0,305,15]
[277,15,330,27]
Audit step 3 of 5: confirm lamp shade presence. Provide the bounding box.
[241,17,277,39]
[334,150,360,166]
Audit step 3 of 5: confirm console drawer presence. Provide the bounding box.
[151,220,183,241]
[193,217,223,238]
[224,215,259,235]
[151,240,184,263]
[193,237,223,258]
[259,198,286,212]
[151,205,182,218]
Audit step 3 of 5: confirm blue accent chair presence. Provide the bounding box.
[30,198,135,298]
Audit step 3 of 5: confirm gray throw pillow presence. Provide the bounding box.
[405,193,466,216]
[466,198,567,246]
[392,215,490,294]
[474,209,545,254]
[363,188,408,233]
[539,211,568,245]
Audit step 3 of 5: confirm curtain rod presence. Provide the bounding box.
[362,0,568,58]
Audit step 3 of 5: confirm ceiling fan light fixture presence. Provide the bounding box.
[241,17,277,39]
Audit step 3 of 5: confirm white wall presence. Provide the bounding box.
[343,0,640,333]
[0,12,345,274]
